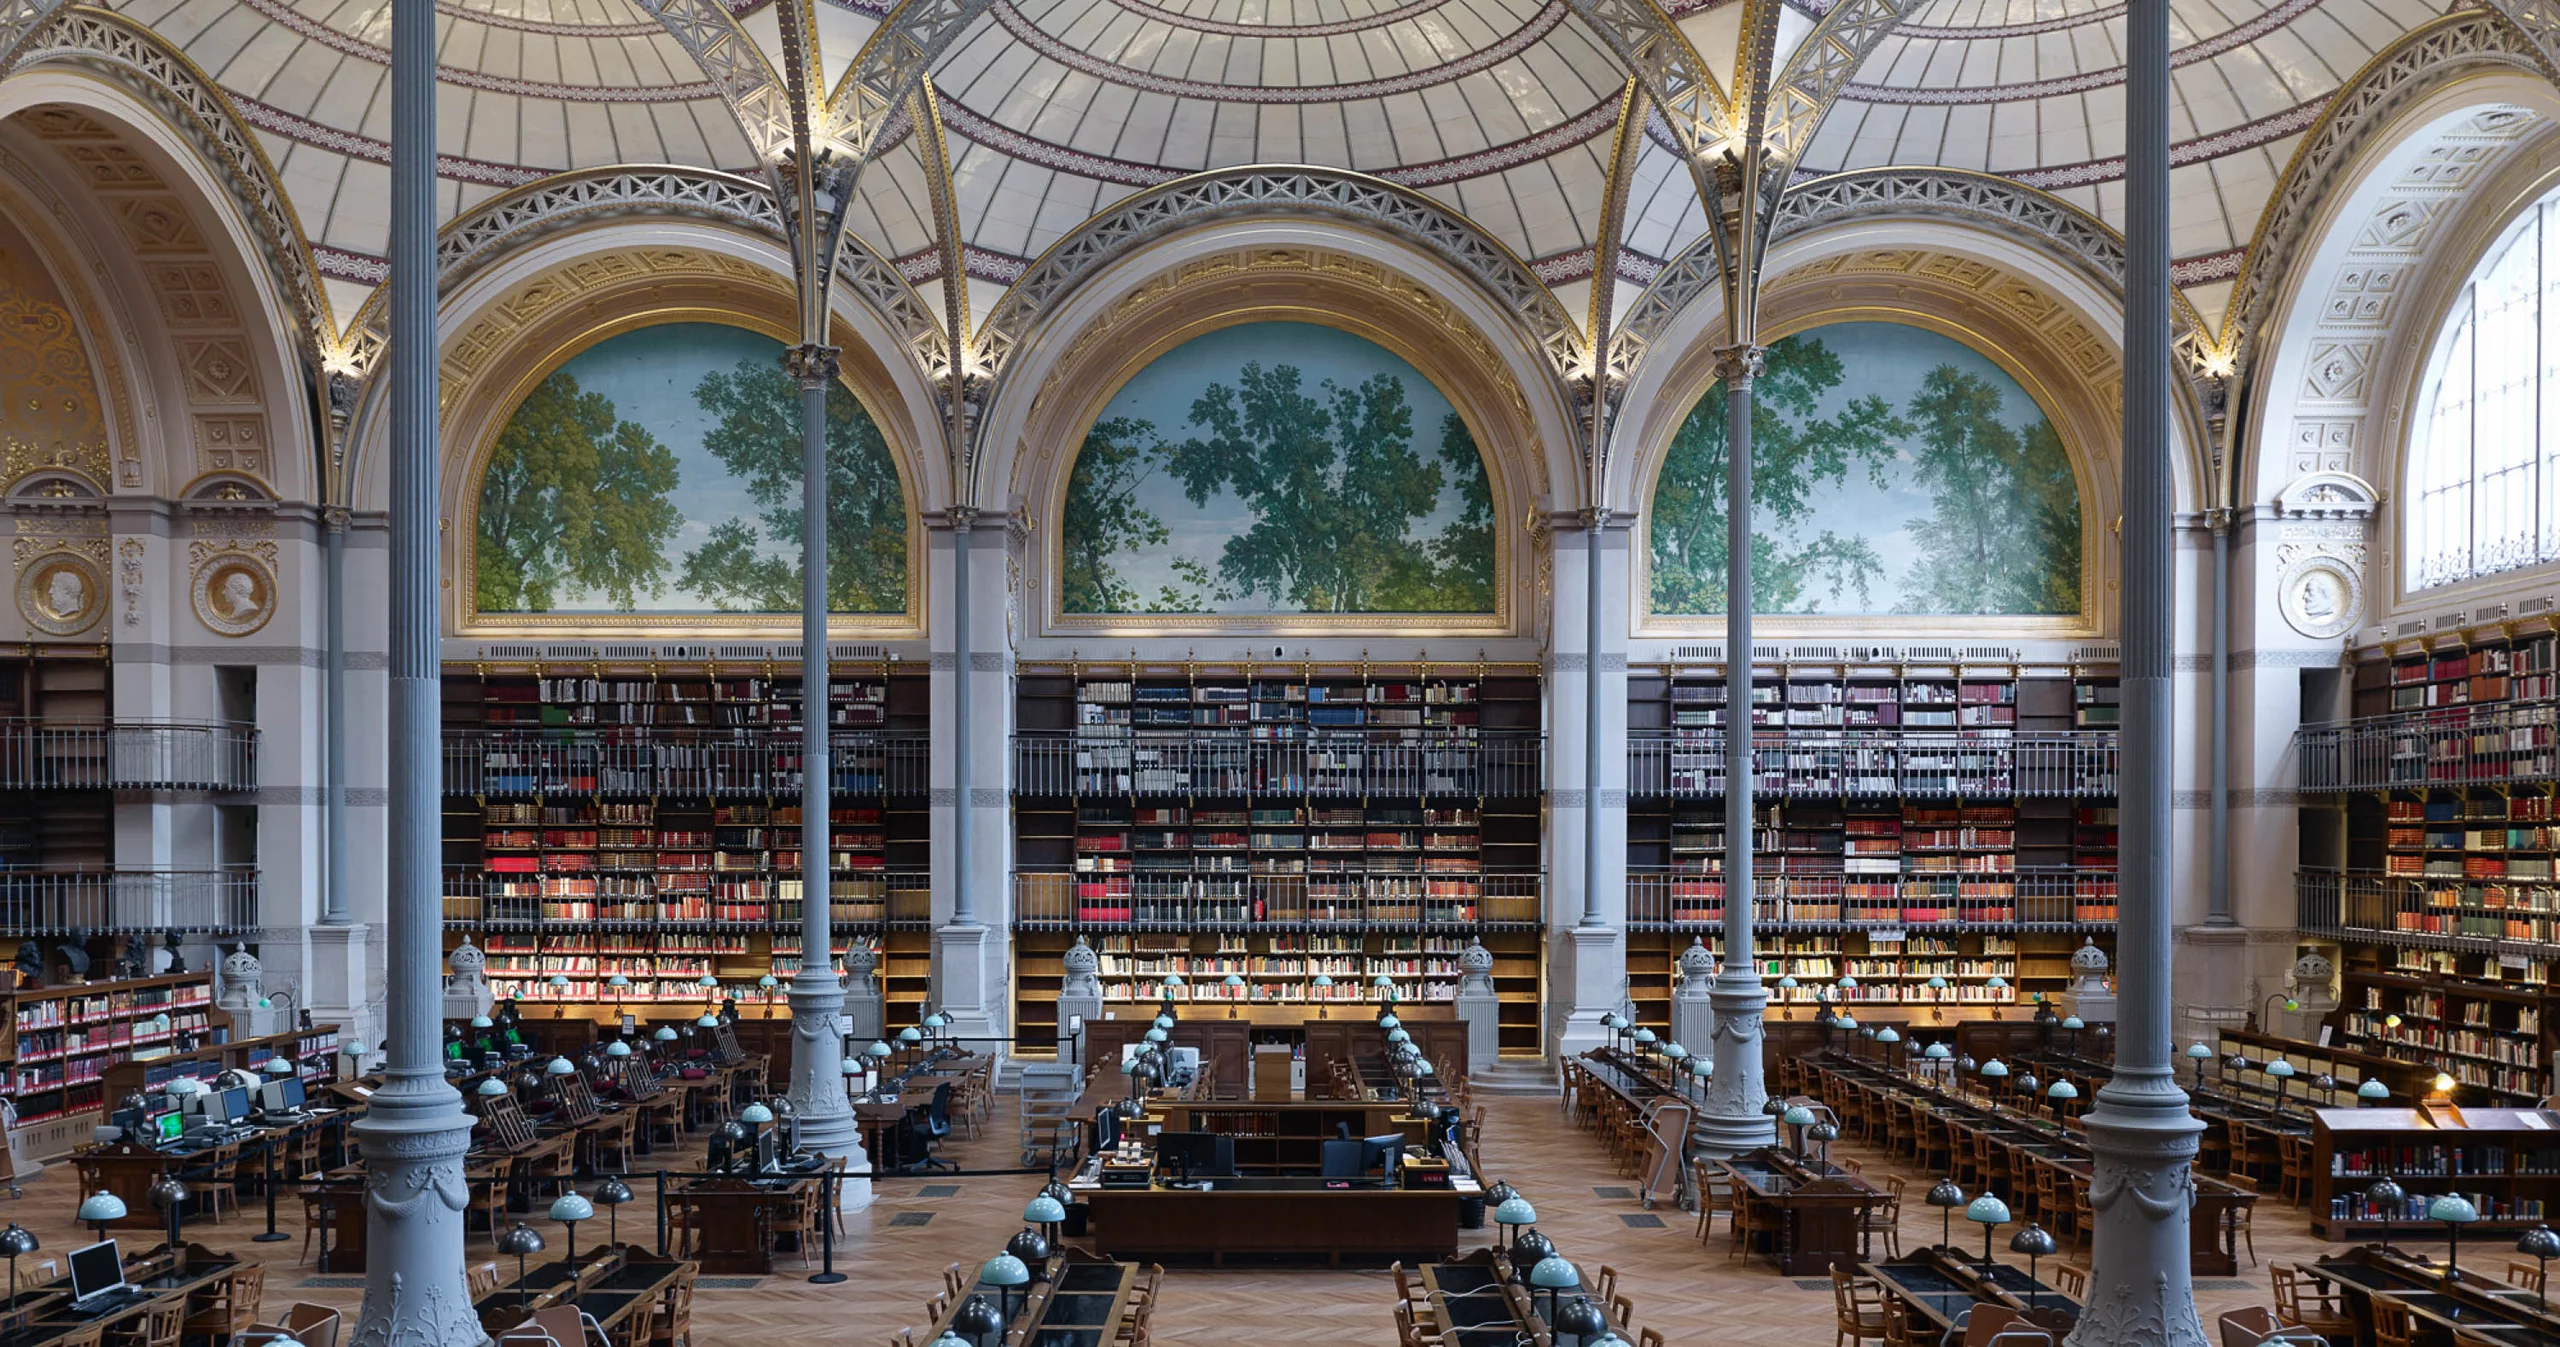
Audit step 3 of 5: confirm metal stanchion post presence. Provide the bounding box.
[254,1140,288,1242]
[655,1171,668,1258]
[809,1171,844,1284]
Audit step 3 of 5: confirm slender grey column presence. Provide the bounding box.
[322,509,349,925]
[1580,509,1604,928]
[350,0,481,1337]
[2207,513,2232,926]
[783,346,861,1179]
[1696,344,1774,1156]
[2066,1,2207,1342]
[951,507,976,927]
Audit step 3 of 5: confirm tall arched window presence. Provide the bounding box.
[2409,195,2560,590]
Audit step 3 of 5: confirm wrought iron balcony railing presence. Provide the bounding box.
[1010,869,1542,929]
[1624,866,2122,930]
[1626,730,2118,799]
[0,720,258,792]
[440,729,930,798]
[2297,868,2560,954]
[0,868,257,935]
[2296,704,2560,792]
[1010,730,1544,798]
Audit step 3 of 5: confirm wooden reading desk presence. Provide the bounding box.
[926,1253,1137,1347]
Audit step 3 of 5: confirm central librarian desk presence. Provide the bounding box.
[1068,1173,1475,1265]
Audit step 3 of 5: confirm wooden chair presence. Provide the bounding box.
[2511,1260,2548,1295]
[200,1142,244,1222]
[2370,1300,2419,1347]
[1606,1293,1636,1330]
[238,1304,342,1347]
[1832,1264,1890,1347]
[1957,1305,2051,1347]
[2052,1264,2087,1298]
[474,1157,517,1237]
[104,1303,183,1347]
[1596,1265,1620,1306]
[941,1261,965,1300]
[615,1297,658,1347]
[469,1262,502,1300]
[2276,1135,2313,1206]
[2220,1172,2259,1266]
[1865,1175,1906,1259]
[1694,1160,1732,1243]
[2269,1264,2356,1340]
[1884,1299,1941,1347]
[184,1262,265,1343]
[648,1268,694,1347]
[1638,1332,1665,1347]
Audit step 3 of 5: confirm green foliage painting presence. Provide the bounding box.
[474,323,908,614]
[1648,322,2082,616]
[1059,322,1495,615]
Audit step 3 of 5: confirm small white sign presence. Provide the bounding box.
[1869,929,1906,946]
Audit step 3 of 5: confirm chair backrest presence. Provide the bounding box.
[1960,1305,2050,1347]
[280,1302,343,1347]
[2218,1306,2285,1347]
[1607,1293,1635,1328]
[468,1262,501,1300]
[928,1083,953,1129]
[229,1263,268,1324]
[2268,1264,2304,1318]
[137,1303,184,1347]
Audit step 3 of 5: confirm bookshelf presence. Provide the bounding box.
[0,971,217,1159]
[1621,659,2121,1033]
[2310,1105,2560,1239]
[438,661,933,1030]
[1010,660,1546,1056]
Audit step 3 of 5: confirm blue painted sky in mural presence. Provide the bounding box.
[1089,321,1475,611]
[1800,324,2043,602]
[536,322,781,611]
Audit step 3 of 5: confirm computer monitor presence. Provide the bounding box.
[202,1087,248,1125]
[67,1240,123,1305]
[1154,1130,1229,1178]
[1360,1134,1406,1178]
[257,1077,306,1114]
[151,1111,183,1145]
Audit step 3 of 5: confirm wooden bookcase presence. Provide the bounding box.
[1621,659,2120,1033]
[2309,1104,2560,1239]
[0,971,217,1159]
[1010,660,1546,1057]
[439,661,932,1029]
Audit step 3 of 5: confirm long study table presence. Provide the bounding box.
[1864,1249,2080,1339]
[0,1246,242,1347]
[1806,1053,2256,1277]
[928,1254,1137,1347]
[1418,1252,1598,1347]
[1069,1171,1473,1265]
[2311,1246,2560,1347]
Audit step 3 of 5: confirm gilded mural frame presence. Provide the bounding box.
[439,272,927,640]
[1628,255,2123,641]
[1018,250,1539,640]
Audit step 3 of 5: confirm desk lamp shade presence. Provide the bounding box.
[1164,975,1185,988]
[698,974,718,988]
[2186,1043,2212,1060]
[980,1253,1032,1288]
[1024,1196,1066,1225]
[1778,976,1799,990]
[1691,1059,1713,1079]
[1838,977,1858,990]
[549,1193,593,1223]
[2047,1081,2079,1100]
[1529,1256,1579,1289]
[594,1177,632,1243]
[1984,976,2008,991]
[1664,1043,1688,1061]
[1005,1228,1050,1269]
[1836,1015,1858,1032]
[264,1056,296,1077]
[1223,974,1244,988]
[2436,1194,2483,1275]
[2010,1224,2056,1257]
[2225,1054,2251,1075]
[607,974,631,988]
[1782,1105,1817,1127]
[1966,1196,2010,1225]
[951,1295,1005,1347]
[654,1027,678,1042]
[868,1041,893,1059]
[1927,977,1949,990]
[899,1027,925,1044]
[476,1078,509,1097]
[1980,1060,2008,1079]
[1876,1028,1900,1044]
[549,974,569,989]
[1415,1060,1435,1078]
[1042,1179,1074,1208]
[841,1059,862,1078]
[925,1014,949,1031]
[2266,1060,2295,1079]
[1486,1182,1518,1206]
[0,1223,35,1301]
[1144,1028,1169,1045]
[2313,1074,2337,1094]
[1511,1229,1555,1268]
[472,1016,494,1029]
[1380,1014,1402,1031]
[146,1173,186,1215]
[1807,1122,1840,1148]
[1153,1015,1174,1030]
[167,1077,205,1098]
[546,1057,577,1076]
[740,1103,774,1125]
[2518,1226,2560,1306]
[1554,1297,1609,1343]
[1957,1056,1977,1074]
[2435,1073,2459,1095]
[2060,1017,2084,1031]
[497,1221,544,1255]
[1387,1029,1411,1045]
[1926,1180,1966,1249]
[604,1041,631,1058]
[2015,1076,2041,1097]
[1762,1097,1790,1119]
[696,1014,720,1029]
[1494,1197,1538,1227]
[1313,974,1333,987]
[1632,1029,1657,1045]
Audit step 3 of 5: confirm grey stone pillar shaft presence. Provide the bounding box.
[1697,345,1773,1156]
[351,0,481,1337]
[1580,512,1603,928]
[2207,517,2231,925]
[323,512,349,925]
[952,509,975,927]
[2066,1,2207,1342]
[784,346,859,1167]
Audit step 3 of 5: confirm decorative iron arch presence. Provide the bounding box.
[958,166,1588,500]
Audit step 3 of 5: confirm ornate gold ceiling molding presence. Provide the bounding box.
[1010,245,1545,640]
[1624,246,2137,639]
[409,243,928,639]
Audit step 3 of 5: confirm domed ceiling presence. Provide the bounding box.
[28,0,2455,342]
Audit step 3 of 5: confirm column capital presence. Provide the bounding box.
[784,343,841,389]
[1577,505,1613,531]
[946,505,980,532]
[1711,343,1767,387]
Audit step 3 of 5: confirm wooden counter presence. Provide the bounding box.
[1070,1174,1473,1265]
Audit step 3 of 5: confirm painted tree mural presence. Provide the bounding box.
[1060,322,1496,615]
[474,323,909,615]
[1648,322,2082,617]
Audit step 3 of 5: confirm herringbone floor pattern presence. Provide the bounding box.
[0,1087,2331,1343]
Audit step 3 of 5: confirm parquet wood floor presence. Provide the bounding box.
[0,1088,2344,1344]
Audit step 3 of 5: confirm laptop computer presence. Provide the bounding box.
[68,1239,140,1311]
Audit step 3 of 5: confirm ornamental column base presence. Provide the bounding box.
[1693,977,1776,1158]
[783,982,871,1212]
[2067,1073,2210,1347]
[932,923,1008,1052]
[1552,924,1621,1061]
[352,1080,486,1347]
